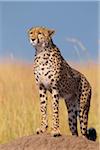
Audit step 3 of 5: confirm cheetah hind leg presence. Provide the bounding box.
[79,108,97,141]
[79,88,97,141]
[65,99,78,136]
[79,103,97,141]
[79,89,90,138]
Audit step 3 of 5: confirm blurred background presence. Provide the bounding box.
[0,1,99,63]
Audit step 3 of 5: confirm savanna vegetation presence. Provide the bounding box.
[0,61,99,144]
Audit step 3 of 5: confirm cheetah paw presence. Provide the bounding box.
[51,129,61,137]
[36,126,48,134]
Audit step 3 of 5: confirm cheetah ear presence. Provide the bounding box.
[48,29,55,36]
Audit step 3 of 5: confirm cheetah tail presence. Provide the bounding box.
[87,128,97,141]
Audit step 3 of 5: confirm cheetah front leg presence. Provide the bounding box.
[36,84,48,134]
[79,89,91,138]
[51,89,61,137]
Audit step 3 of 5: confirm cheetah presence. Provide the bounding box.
[27,26,96,141]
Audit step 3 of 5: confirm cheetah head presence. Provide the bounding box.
[27,26,55,48]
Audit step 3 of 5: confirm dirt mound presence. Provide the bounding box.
[0,134,99,150]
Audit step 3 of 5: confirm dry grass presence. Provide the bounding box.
[0,61,99,144]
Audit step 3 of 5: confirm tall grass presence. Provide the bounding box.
[0,61,99,144]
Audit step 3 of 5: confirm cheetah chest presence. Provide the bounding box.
[34,61,52,89]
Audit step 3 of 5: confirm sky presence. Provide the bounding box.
[0,1,99,63]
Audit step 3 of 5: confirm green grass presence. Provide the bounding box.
[0,62,99,143]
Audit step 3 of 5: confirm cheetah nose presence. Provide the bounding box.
[32,39,35,41]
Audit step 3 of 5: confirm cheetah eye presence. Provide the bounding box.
[30,32,33,34]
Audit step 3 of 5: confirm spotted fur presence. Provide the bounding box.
[28,26,93,138]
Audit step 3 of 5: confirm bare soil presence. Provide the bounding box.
[0,134,99,150]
